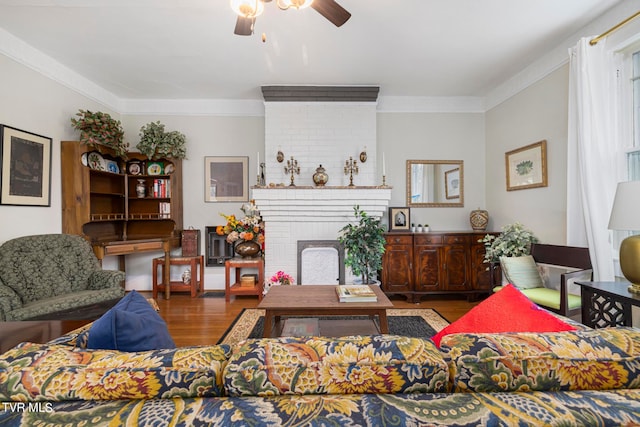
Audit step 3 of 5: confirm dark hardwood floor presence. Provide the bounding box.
[140,291,482,347]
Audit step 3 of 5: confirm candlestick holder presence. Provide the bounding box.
[284,156,300,186]
[344,156,359,187]
[256,163,265,187]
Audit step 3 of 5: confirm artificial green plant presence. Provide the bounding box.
[338,205,386,284]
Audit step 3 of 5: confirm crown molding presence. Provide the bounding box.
[377,96,485,113]
[0,27,122,112]
[119,98,265,116]
[485,0,640,111]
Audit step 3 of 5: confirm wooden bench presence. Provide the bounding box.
[493,244,593,318]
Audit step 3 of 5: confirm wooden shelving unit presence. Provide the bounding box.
[61,141,184,296]
[61,141,183,242]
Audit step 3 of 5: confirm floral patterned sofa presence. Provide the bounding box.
[0,234,124,321]
[0,325,639,426]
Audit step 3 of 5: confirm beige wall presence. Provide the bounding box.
[377,112,486,231]
[485,65,570,244]
[120,115,265,290]
[0,55,117,242]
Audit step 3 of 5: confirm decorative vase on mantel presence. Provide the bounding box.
[234,240,261,258]
[313,164,328,187]
[470,208,489,231]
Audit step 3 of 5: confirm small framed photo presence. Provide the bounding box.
[205,156,249,202]
[388,207,410,232]
[0,125,52,206]
[505,140,548,191]
[445,167,460,199]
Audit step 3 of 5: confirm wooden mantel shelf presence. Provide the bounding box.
[251,185,393,190]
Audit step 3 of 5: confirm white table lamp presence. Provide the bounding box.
[608,181,640,293]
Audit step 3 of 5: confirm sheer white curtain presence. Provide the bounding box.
[567,37,624,281]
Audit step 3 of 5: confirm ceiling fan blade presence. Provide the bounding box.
[311,0,351,27]
[234,16,255,35]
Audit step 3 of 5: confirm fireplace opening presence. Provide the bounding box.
[297,240,345,285]
[205,226,233,267]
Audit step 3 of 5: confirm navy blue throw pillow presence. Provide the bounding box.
[87,290,175,351]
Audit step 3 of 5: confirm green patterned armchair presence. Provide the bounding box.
[0,234,124,321]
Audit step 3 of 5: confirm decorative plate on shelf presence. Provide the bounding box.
[164,163,175,174]
[127,160,142,175]
[81,152,89,166]
[87,152,106,171]
[147,162,164,175]
[105,159,120,174]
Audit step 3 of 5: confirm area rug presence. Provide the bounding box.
[217,308,450,346]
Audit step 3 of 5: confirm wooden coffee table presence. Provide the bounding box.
[257,285,393,338]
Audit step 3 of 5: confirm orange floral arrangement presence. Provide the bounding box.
[216,213,264,244]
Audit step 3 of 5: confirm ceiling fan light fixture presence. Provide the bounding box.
[277,0,314,11]
[230,0,265,18]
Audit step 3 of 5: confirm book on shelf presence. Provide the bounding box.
[159,202,171,219]
[335,285,377,302]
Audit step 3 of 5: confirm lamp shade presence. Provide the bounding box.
[608,181,640,231]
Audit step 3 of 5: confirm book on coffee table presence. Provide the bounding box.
[336,285,378,302]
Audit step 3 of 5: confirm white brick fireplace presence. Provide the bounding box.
[252,187,392,282]
[253,86,391,282]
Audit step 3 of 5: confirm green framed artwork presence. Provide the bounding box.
[505,140,548,191]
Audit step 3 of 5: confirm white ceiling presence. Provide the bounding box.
[0,0,624,104]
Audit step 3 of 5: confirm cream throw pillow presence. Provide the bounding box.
[499,255,544,289]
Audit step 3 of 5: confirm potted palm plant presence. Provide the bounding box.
[70,109,129,157]
[338,205,386,284]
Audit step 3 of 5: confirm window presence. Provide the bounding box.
[612,49,640,275]
[630,51,640,178]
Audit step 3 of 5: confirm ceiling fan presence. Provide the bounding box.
[231,0,351,36]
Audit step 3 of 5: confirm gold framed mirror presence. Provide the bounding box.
[406,160,464,207]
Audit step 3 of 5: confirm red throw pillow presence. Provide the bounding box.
[431,284,576,347]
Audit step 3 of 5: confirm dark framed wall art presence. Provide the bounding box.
[388,206,410,232]
[0,125,52,206]
[204,156,249,202]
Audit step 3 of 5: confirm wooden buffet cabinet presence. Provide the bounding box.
[61,141,183,298]
[381,231,498,302]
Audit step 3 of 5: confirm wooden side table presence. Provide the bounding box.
[225,258,264,301]
[153,255,204,299]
